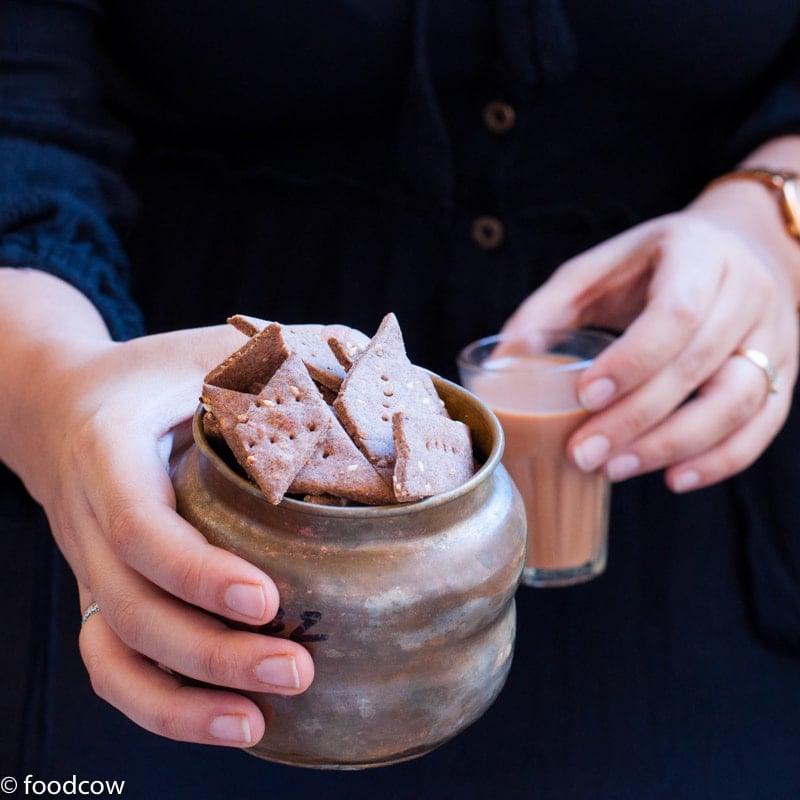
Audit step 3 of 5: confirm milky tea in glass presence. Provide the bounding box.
[458,330,614,587]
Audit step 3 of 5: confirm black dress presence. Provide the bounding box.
[3,2,800,797]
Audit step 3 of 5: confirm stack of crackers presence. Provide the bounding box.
[201,313,476,506]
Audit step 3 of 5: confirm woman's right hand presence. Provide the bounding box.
[0,269,314,747]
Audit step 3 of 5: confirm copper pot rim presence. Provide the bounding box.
[193,372,505,519]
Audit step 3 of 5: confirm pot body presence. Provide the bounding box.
[171,376,526,769]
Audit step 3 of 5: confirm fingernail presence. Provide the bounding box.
[580,377,616,410]
[606,453,640,482]
[256,655,301,689]
[210,714,252,744]
[573,434,611,471]
[224,583,266,620]
[671,469,700,493]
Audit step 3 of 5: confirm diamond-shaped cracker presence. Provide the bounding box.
[204,322,289,393]
[225,353,332,504]
[290,409,395,505]
[333,313,447,468]
[392,411,475,502]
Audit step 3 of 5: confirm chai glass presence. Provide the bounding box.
[457,329,614,588]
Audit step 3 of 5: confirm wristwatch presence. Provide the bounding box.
[707,168,800,244]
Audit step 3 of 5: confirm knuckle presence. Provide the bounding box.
[64,418,99,470]
[748,265,775,304]
[87,669,113,705]
[67,412,122,478]
[105,501,142,563]
[196,633,238,685]
[619,341,660,376]
[615,401,657,442]
[736,389,764,422]
[654,212,682,238]
[607,353,653,396]
[171,553,209,603]
[109,596,149,651]
[82,647,114,703]
[724,385,764,428]
[647,435,682,467]
[149,702,186,740]
[653,292,703,330]
[674,341,715,387]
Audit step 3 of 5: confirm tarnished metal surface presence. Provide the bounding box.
[171,375,526,769]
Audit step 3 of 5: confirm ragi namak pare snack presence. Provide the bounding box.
[200,312,476,506]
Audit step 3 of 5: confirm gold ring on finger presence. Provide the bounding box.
[734,348,780,395]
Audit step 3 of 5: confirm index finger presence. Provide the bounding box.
[503,217,664,334]
[576,224,725,409]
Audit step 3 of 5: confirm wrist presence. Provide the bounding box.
[706,169,800,243]
[0,269,113,492]
[689,173,800,306]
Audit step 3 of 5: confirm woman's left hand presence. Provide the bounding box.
[503,210,799,492]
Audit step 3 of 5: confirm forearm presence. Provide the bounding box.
[0,267,249,504]
[690,135,800,304]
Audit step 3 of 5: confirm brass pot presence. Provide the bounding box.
[170,375,526,769]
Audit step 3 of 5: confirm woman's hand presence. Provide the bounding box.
[0,270,314,747]
[503,209,800,493]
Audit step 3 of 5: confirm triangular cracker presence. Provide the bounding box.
[224,353,332,504]
[201,384,257,442]
[204,322,289,393]
[227,314,270,337]
[280,324,349,392]
[201,384,256,432]
[392,411,475,502]
[333,313,447,468]
[290,410,396,505]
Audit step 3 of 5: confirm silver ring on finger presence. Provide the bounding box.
[81,602,101,627]
[734,348,781,395]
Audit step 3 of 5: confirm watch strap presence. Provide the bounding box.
[707,168,800,244]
